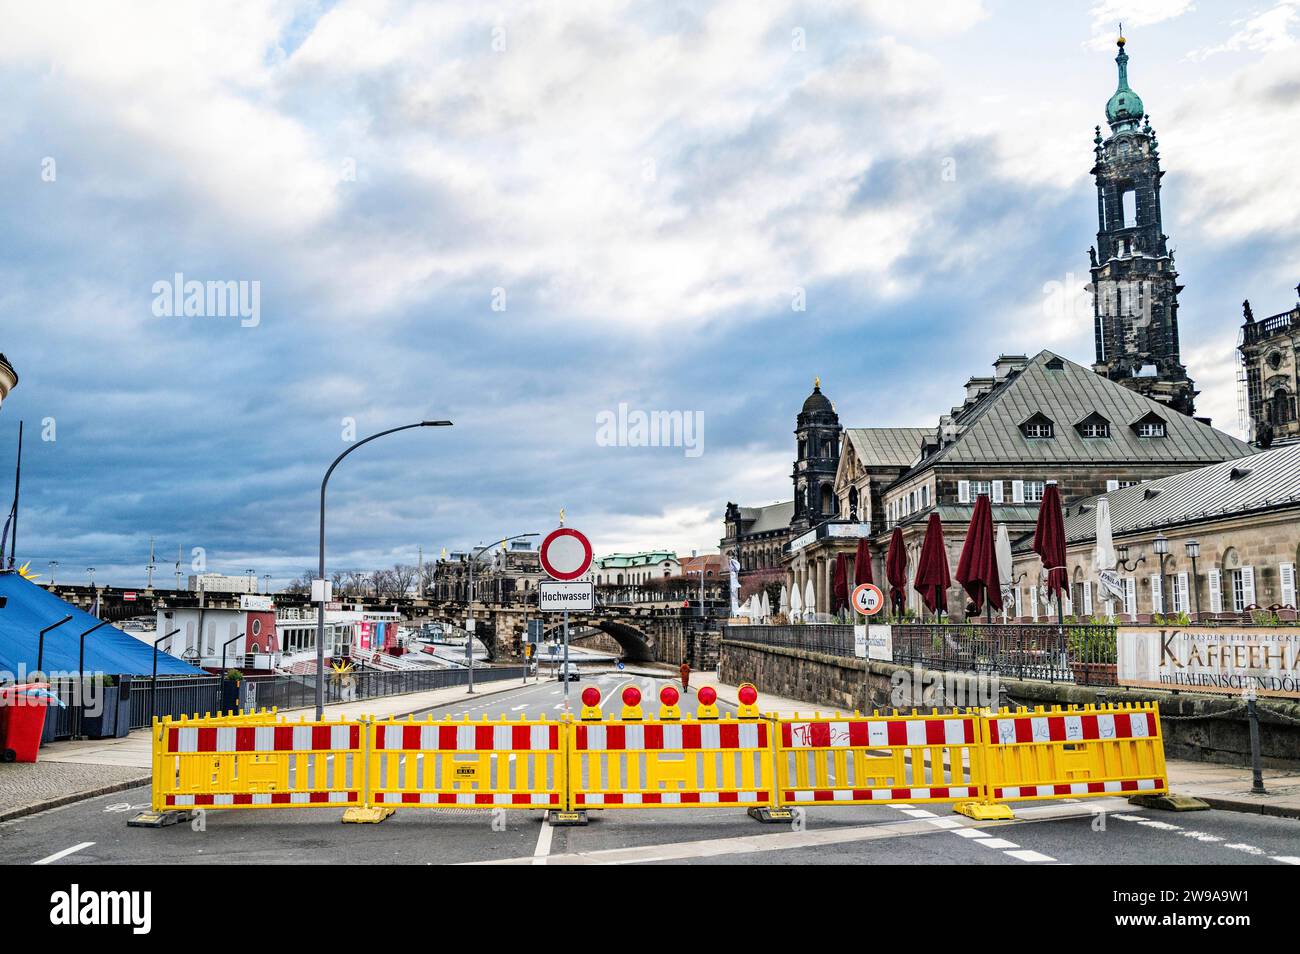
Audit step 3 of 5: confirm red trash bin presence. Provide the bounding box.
[0,682,56,763]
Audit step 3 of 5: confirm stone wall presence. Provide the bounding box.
[721,638,1300,768]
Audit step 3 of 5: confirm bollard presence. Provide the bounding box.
[1246,688,1267,795]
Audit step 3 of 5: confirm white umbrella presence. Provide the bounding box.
[995,523,1014,622]
[760,590,771,622]
[804,579,816,620]
[1095,497,1124,607]
[790,584,803,621]
[779,585,789,616]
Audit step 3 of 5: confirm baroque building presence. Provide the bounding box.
[791,379,843,533]
[1088,34,1197,416]
[1239,286,1300,446]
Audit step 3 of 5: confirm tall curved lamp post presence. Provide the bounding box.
[315,421,452,718]
[466,532,539,693]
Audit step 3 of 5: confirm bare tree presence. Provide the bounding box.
[390,563,418,596]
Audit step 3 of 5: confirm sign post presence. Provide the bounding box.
[539,526,593,712]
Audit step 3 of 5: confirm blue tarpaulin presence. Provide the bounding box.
[0,573,202,676]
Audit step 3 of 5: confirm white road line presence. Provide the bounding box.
[34,842,95,866]
[511,705,527,712]
[532,819,554,865]
[953,828,991,839]
[1005,849,1055,863]
[977,838,1019,850]
[1273,856,1300,865]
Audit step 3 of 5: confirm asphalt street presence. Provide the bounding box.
[3,671,1299,866]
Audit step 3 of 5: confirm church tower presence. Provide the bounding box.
[1089,32,1197,416]
[790,378,842,534]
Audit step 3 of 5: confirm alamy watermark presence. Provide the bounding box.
[596,403,704,458]
[152,273,260,327]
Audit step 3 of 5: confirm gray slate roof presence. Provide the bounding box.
[845,427,928,469]
[921,350,1254,468]
[737,500,794,535]
[1010,443,1300,550]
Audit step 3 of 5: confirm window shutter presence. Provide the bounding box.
[1281,563,1297,608]
[1014,586,1023,619]
[1124,576,1137,617]
[991,480,1004,503]
[1176,571,1189,614]
[1150,574,1163,614]
[1106,479,1119,492]
[958,480,971,504]
[1012,480,1025,503]
[1029,586,1038,621]
[1208,569,1222,613]
[1241,566,1256,607]
[1083,581,1093,616]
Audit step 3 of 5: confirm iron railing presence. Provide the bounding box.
[722,622,1119,687]
[241,664,528,713]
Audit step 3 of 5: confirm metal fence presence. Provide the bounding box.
[242,664,529,713]
[722,622,1119,687]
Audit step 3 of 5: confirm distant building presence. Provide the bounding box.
[1239,287,1300,446]
[594,551,679,603]
[188,573,258,594]
[429,547,543,604]
[0,354,15,411]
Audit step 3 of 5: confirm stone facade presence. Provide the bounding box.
[1239,289,1300,446]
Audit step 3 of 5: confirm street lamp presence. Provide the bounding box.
[466,532,539,693]
[1153,533,1170,615]
[314,420,452,719]
[48,560,58,586]
[1115,543,1146,572]
[262,573,271,594]
[1186,540,1202,619]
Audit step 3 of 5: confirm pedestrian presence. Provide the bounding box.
[679,660,691,692]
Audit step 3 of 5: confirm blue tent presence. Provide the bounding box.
[0,573,202,676]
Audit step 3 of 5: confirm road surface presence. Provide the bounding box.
[4,671,1298,866]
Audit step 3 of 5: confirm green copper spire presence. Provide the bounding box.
[1105,30,1144,130]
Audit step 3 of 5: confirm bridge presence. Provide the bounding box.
[34,585,720,668]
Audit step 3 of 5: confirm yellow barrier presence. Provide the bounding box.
[151,710,364,811]
[367,714,564,810]
[139,692,1169,825]
[964,702,1168,813]
[775,709,986,809]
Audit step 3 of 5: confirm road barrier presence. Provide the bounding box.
[133,689,1167,827]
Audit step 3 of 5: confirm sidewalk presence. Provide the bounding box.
[710,675,1300,821]
[0,676,533,823]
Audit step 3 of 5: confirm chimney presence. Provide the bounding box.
[964,376,996,403]
[992,354,1028,382]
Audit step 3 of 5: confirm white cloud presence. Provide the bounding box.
[1187,1,1298,58]
[1087,0,1197,49]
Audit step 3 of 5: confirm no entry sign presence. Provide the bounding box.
[851,582,885,617]
[539,527,593,581]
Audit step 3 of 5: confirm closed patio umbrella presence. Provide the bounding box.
[885,526,907,617]
[804,578,816,621]
[1033,480,1069,627]
[956,493,1002,619]
[760,590,771,622]
[779,584,789,617]
[995,523,1014,621]
[789,583,803,622]
[1095,498,1124,610]
[854,537,873,586]
[913,512,951,619]
[832,552,849,616]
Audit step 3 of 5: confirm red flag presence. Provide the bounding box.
[956,494,1003,613]
[913,513,951,616]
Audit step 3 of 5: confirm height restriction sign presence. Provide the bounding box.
[539,527,593,581]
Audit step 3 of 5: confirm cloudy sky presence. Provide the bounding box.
[0,0,1297,587]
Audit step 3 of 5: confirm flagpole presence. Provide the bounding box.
[9,419,21,569]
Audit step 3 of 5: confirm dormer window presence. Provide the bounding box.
[1020,412,1054,439]
[1131,411,1167,438]
[1076,412,1111,439]
[1045,356,1065,371]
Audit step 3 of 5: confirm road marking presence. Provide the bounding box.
[1273,856,1300,865]
[977,838,1019,849]
[1005,849,1055,863]
[511,705,527,712]
[953,828,991,838]
[34,842,95,865]
[532,819,553,865]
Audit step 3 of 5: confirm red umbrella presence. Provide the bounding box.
[913,512,951,617]
[1032,481,1069,623]
[885,526,907,615]
[956,493,1003,616]
[832,552,849,614]
[854,537,873,586]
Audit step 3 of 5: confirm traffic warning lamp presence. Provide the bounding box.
[581,687,600,707]
[697,686,717,706]
[659,685,679,706]
[738,684,758,706]
[621,686,641,707]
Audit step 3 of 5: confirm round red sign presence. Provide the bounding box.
[539,527,593,581]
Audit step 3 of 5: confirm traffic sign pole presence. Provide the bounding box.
[563,610,570,713]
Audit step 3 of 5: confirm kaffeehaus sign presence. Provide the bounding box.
[1118,627,1300,699]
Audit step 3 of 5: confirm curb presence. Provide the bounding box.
[1193,794,1300,821]
[0,775,151,824]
